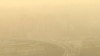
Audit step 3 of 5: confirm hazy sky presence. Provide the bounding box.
[0,0,100,42]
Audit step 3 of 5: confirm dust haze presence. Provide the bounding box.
[0,0,100,56]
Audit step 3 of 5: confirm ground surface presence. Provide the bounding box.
[0,40,65,56]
